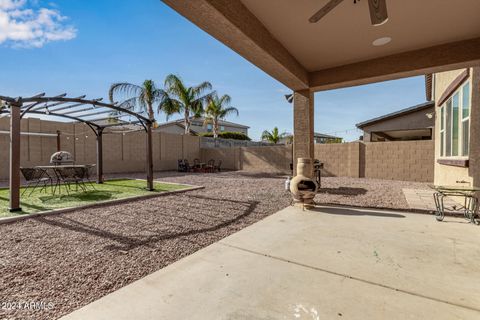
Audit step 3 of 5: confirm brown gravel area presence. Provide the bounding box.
[0,171,429,320]
[0,171,291,320]
[315,176,429,210]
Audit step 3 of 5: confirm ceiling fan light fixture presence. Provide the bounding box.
[372,36,391,46]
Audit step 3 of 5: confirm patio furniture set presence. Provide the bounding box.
[177,159,222,173]
[20,151,96,196]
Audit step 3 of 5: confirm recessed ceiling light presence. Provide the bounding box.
[372,37,392,47]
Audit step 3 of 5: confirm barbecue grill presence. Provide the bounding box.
[50,151,74,165]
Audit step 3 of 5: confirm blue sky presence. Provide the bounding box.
[0,0,427,141]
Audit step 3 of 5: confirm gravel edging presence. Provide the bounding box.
[0,184,204,225]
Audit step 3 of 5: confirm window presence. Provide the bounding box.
[220,126,225,132]
[440,81,471,158]
[207,124,213,132]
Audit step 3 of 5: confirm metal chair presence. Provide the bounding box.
[183,159,193,172]
[193,158,202,172]
[20,167,52,196]
[53,167,86,195]
[214,159,222,172]
[205,159,215,173]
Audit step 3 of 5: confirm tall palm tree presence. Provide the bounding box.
[159,74,214,134]
[108,80,164,122]
[204,93,239,138]
[261,127,287,144]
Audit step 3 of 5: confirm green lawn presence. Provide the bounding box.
[0,179,189,218]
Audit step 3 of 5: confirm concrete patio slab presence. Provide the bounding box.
[62,205,480,320]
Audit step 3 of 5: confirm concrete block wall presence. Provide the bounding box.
[363,141,434,182]
[0,117,201,180]
[200,140,434,182]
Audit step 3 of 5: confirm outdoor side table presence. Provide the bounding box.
[430,185,480,225]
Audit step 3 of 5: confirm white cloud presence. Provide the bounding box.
[0,0,76,48]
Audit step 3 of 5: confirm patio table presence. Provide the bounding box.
[35,165,95,194]
[429,185,480,225]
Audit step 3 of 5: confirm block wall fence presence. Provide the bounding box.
[0,117,201,180]
[0,118,434,182]
[201,140,434,182]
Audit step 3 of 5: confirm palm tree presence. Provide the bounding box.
[261,127,287,144]
[108,80,164,122]
[204,94,239,138]
[159,74,214,134]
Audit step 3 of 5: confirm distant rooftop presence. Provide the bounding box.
[156,116,249,129]
[356,101,435,129]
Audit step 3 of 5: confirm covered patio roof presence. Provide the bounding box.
[162,0,480,91]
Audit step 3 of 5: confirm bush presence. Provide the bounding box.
[200,131,251,141]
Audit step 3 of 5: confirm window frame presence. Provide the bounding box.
[439,80,471,159]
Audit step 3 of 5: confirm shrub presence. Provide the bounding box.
[200,131,251,141]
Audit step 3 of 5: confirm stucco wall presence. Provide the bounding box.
[0,117,201,180]
[433,68,475,186]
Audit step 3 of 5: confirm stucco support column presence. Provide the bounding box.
[96,128,104,184]
[146,123,154,191]
[469,66,480,187]
[293,90,314,177]
[9,101,22,212]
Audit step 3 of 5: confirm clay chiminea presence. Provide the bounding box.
[290,158,318,209]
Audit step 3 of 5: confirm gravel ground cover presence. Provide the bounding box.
[315,176,429,210]
[0,171,429,319]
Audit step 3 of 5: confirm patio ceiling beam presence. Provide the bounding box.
[161,0,309,91]
[309,37,480,91]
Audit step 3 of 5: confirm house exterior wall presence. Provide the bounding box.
[190,120,248,135]
[361,106,434,142]
[433,68,478,186]
[155,124,186,135]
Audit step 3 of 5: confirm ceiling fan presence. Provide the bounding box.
[309,0,388,26]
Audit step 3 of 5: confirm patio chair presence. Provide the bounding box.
[53,167,86,195]
[178,159,188,172]
[183,159,193,172]
[205,159,215,173]
[20,167,52,196]
[193,158,202,172]
[84,164,97,189]
[214,159,222,172]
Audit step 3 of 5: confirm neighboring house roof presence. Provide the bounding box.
[425,74,433,102]
[355,101,435,129]
[156,116,250,129]
[314,132,342,139]
[283,132,342,140]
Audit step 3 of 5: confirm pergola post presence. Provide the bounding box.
[9,101,22,212]
[96,128,104,184]
[56,130,61,151]
[146,122,154,191]
[293,90,314,177]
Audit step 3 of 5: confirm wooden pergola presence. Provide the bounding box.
[0,93,155,212]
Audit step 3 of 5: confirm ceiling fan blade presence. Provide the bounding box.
[309,0,344,23]
[368,0,388,26]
